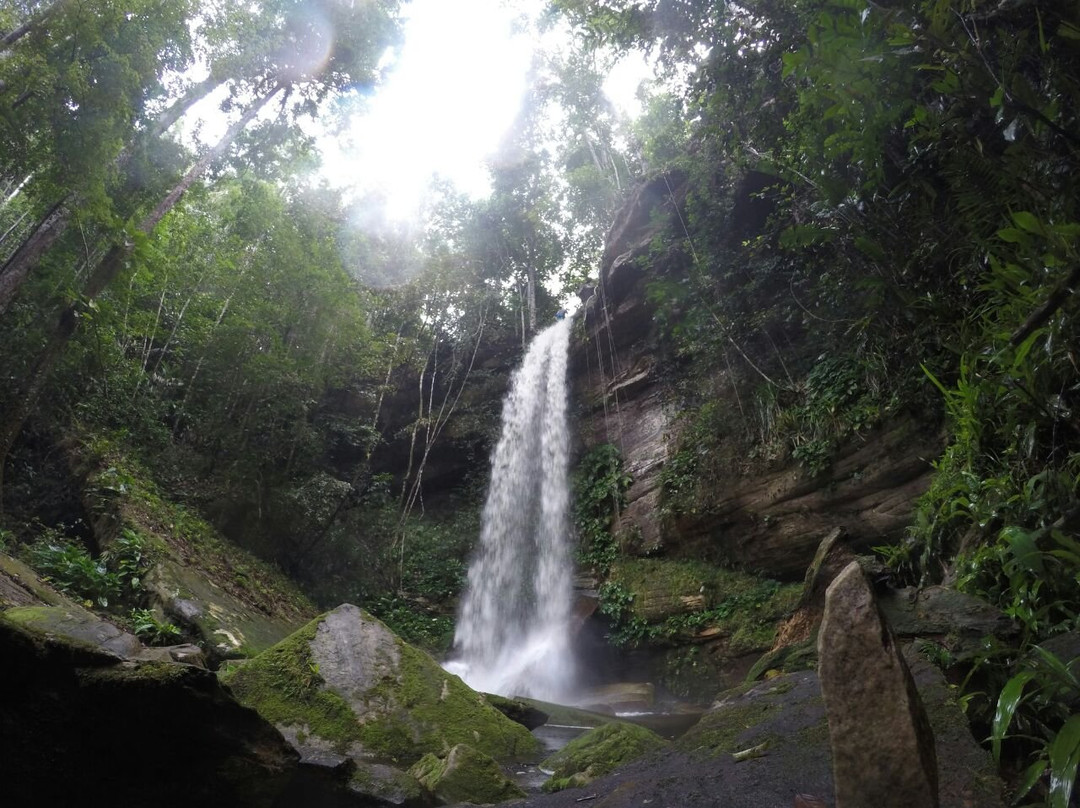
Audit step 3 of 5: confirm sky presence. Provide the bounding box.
[179,0,652,223]
[317,0,651,220]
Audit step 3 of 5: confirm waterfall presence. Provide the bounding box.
[445,317,575,701]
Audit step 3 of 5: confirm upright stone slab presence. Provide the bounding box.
[818,561,938,808]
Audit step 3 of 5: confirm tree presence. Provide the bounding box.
[0,0,404,506]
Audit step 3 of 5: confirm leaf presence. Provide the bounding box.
[1012,211,1045,235]
[997,227,1027,243]
[1014,757,1047,802]
[1001,526,1045,576]
[1049,715,1080,808]
[920,363,950,397]
[1031,646,1080,691]
[992,670,1036,762]
[1012,328,1044,369]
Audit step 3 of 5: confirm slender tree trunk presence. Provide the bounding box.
[0,85,283,510]
[0,209,29,252]
[526,265,537,333]
[0,198,71,314]
[0,0,64,54]
[0,77,227,316]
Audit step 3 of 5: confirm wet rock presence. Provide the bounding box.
[485,692,550,730]
[0,552,67,608]
[134,642,207,668]
[905,646,1005,807]
[799,528,855,613]
[578,682,655,713]
[819,561,939,808]
[2,603,142,658]
[146,558,309,662]
[348,761,434,808]
[409,744,525,804]
[540,722,668,792]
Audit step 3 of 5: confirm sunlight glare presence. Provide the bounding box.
[326,0,540,219]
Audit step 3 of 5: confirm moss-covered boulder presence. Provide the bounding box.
[409,744,525,804]
[540,721,668,792]
[223,604,542,767]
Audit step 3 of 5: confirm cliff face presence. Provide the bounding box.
[569,172,942,581]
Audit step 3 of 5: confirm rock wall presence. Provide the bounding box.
[569,171,942,581]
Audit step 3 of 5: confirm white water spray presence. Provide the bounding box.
[445,317,575,701]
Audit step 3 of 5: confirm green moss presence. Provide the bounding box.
[357,638,540,762]
[78,659,194,686]
[409,744,525,804]
[675,692,782,757]
[540,722,668,791]
[746,633,819,682]
[0,554,67,607]
[603,558,802,655]
[221,617,360,749]
[225,609,540,765]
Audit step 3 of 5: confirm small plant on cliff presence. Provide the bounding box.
[130,608,182,645]
[573,444,632,573]
[24,529,121,608]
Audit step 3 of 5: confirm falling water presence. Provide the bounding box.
[445,317,575,701]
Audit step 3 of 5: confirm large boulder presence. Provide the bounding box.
[410,744,525,804]
[223,604,541,769]
[818,561,939,807]
[0,609,300,808]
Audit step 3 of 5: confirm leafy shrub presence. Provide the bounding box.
[573,443,631,572]
[23,532,120,608]
[367,596,454,653]
[130,608,182,645]
[963,645,1080,808]
[22,526,155,612]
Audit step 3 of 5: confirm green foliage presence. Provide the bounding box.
[598,559,799,652]
[368,596,455,654]
[21,524,155,612]
[573,443,632,572]
[129,608,182,646]
[969,646,1080,807]
[23,531,120,609]
[659,400,732,518]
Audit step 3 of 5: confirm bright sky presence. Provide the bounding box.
[319,0,650,220]
[322,0,535,218]
[182,0,651,222]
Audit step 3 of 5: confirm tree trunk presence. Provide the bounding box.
[0,198,71,314]
[526,264,538,333]
[0,85,283,510]
[0,76,227,316]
